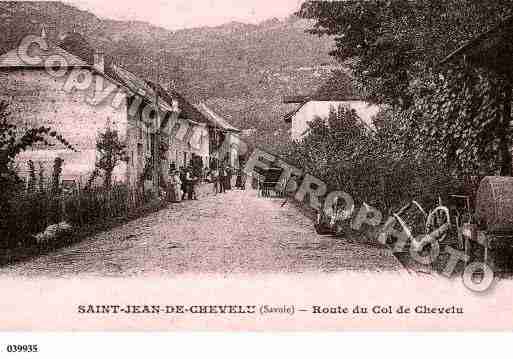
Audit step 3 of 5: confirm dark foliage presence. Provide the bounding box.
[298,0,513,176]
[281,106,463,213]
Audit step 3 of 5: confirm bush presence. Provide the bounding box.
[280,106,463,215]
[1,184,157,251]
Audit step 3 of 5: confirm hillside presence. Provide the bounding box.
[0,1,340,145]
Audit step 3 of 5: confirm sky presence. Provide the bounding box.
[64,0,306,30]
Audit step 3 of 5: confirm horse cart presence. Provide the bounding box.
[257,167,285,198]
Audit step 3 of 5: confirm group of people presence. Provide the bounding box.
[166,164,247,203]
[208,165,246,195]
[167,166,200,203]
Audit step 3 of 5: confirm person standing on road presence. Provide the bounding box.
[184,167,196,200]
[180,168,187,201]
[168,170,182,203]
[219,165,227,193]
[210,166,220,195]
[190,167,199,200]
[226,165,233,191]
[235,167,243,190]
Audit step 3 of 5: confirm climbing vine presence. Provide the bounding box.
[410,66,512,176]
[0,100,76,195]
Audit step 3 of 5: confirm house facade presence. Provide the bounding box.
[162,89,211,172]
[283,96,380,141]
[195,103,241,168]
[0,30,182,193]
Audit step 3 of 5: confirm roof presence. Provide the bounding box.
[58,32,98,66]
[0,31,181,116]
[112,65,160,104]
[284,108,297,122]
[283,95,310,104]
[0,39,88,69]
[195,103,240,133]
[57,33,152,100]
[0,30,225,133]
[0,32,122,85]
[440,15,513,73]
[283,95,363,104]
[168,90,211,126]
[284,70,361,104]
[283,99,367,123]
[58,34,177,113]
[145,82,209,126]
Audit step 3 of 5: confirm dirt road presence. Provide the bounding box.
[1,189,402,277]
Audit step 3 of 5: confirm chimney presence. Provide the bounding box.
[93,50,104,74]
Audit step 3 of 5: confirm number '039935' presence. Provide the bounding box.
[6,344,39,353]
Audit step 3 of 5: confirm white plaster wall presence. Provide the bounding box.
[0,68,129,186]
[167,121,210,170]
[291,101,381,141]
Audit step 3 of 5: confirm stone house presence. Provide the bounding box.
[155,87,211,172]
[0,30,183,193]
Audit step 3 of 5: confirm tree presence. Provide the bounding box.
[314,70,360,100]
[283,105,374,194]
[410,64,513,176]
[0,100,75,195]
[95,126,127,189]
[298,0,513,176]
[281,105,461,212]
[298,0,513,107]
[0,100,74,241]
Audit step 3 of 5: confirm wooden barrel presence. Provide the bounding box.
[476,176,513,232]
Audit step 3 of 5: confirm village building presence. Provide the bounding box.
[195,103,241,168]
[0,29,209,194]
[0,25,243,196]
[282,94,380,141]
[157,88,211,172]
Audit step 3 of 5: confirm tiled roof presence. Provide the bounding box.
[111,65,157,101]
[283,95,363,104]
[57,34,175,113]
[0,31,199,125]
[147,83,211,126]
[195,103,240,133]
[0,40,88,68]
